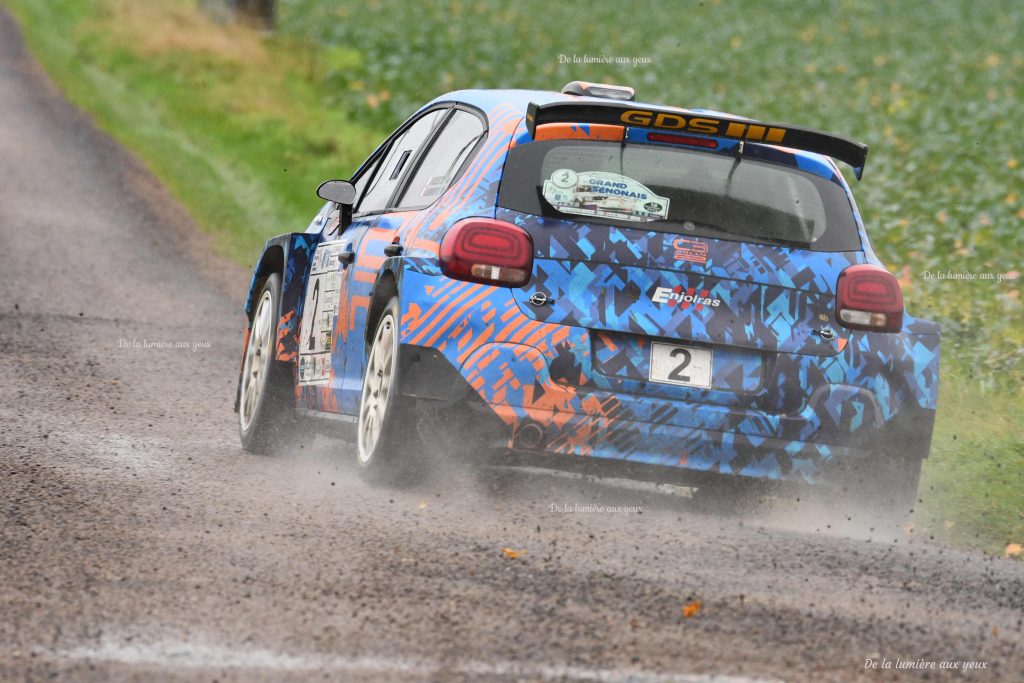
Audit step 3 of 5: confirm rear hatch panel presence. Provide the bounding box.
[499,209,862,359]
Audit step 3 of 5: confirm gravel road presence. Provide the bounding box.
[0,8,1021,682]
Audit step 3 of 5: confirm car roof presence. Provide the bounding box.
[427,88,729,115]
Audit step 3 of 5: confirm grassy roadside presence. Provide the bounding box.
[917,367,1023,556]
[3,0,1020,557]
[3,0,383,266]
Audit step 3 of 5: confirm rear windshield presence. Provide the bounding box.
[498,139,861,251]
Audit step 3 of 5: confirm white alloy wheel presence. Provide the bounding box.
[358,311,398,464]
[240,289,275,431]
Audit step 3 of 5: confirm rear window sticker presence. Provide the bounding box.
[542,169,670,222]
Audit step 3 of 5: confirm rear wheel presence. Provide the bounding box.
[356,297,428,486]
[239,273,306,454]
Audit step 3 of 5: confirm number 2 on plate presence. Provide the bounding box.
[667,347,692,382]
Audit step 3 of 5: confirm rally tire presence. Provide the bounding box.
[356,297,427,486]
[239,272,304,454]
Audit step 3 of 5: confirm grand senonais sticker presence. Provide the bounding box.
[542,169,669,222]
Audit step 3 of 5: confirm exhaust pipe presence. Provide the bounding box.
[513,422,545,450]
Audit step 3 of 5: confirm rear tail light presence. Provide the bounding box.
[439,218,534,287]
[835,264,904,332]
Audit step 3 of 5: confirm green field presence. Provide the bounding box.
[4,0,1020,556]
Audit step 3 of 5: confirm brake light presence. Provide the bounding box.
[439,218,533,287]
[646,132,718,149]
[835,264,904,332]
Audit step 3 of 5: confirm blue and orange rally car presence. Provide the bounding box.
[236,81,939,517]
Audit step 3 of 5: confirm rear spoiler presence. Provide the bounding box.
[525,101,869,179]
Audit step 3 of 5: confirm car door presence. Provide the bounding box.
[333,107,489,416]
[297,107,450,416]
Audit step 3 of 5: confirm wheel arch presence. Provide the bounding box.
[364,260,404,350]
[244,241,287,320]
[236,233,322,418]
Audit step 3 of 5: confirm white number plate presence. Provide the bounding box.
[649,342,713,388]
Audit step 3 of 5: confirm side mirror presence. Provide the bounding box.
[316,179,356,206]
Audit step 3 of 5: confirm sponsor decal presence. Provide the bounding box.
[651,285,721,310]
[420,174,451,198]
[672,237,709,265]
[298,240,348,385]
[542,169,669,222]
[618,109,787,144]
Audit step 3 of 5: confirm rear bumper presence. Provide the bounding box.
[458,391,869,483]
[399,340,935,486]
[397,268,939,486]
